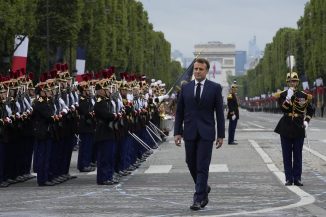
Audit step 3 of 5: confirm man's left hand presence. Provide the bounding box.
[215,138,223,149]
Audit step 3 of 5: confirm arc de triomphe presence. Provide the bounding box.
[193,41,235,104]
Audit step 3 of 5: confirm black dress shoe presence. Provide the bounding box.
[98,180,114,185]
[0,182,9,188]
[190,202,201,211]
[228,142,238,145]
[7,179,18,184]
[39,181,55,187]
[80,166,95,172]
[294,180,303,186]
[66,174,77,179]
[285,180,293,186]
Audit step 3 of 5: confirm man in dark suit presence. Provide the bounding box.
[174,58,225,211]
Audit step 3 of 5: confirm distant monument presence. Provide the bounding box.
[193,41,236,103]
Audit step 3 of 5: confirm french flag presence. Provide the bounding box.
[12,35,29,72]
[75,47,86,82]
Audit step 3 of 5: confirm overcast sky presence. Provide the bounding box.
[139,0,309,57]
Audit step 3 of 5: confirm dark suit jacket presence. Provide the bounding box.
[174,79,225,140]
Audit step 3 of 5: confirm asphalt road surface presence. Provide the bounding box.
[1,109,326,217]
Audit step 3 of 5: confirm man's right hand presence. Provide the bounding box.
[174,135,182,147]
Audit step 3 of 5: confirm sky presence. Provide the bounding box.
[139,0,309,58]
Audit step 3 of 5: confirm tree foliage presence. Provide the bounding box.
[234,0,326,98]
[0,0,182,86]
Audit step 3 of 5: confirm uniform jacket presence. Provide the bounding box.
[227,93,239,120]
[32,97,54,140]
[77,96,95,134]
[94,97,116,143]
[174,79,225,140]
[274,89,313,138]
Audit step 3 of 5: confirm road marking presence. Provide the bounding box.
[303,146,326,162]
[144,165,172,174]
[87,169,97,175]
[212,139,317,217]
[239,122,250,127]
[309,128,321,131]
[321,140,326,143]
[238,128,273,132]
[209,164,229,172]
[248,122,265,128]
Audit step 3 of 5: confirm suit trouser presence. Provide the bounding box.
[77,133,94,170]
[96,139,115,184]
[228,119,238,144]
[0,141,4,183]
[280,136,304,182]
[61,135,74,175]
[185,137,213,203]
[22,136,34,175]
[36,139,52,185]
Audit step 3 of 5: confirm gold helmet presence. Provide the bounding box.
[286,72,299,82]
[231,84,238,89]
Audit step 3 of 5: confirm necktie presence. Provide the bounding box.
[195,83,201,103]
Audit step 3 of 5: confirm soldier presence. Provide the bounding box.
[94,79,118,185]
[33,81,56,186]
[0,81,9,187]
[227,84,239,145]
[77,74,96,172]
[274,72,313,186]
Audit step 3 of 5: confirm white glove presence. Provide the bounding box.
[163,94,169,99]
[232,114,236,120]
[62,108,68,114]
[286,88,294,100]
[303,121,308,130]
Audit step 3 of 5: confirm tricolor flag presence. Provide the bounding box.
[75,47,86,82]
[12,35,29,72]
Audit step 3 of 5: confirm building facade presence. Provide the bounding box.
[193,41,236,103]
[235,50,247,76]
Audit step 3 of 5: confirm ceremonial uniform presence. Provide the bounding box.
[274,72,313,186]
[227,84,239,145]
[94,92,117,185]
[77,95,95,172]
[32,95,55,186]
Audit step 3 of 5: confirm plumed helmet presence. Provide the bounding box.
[286,72,299,82]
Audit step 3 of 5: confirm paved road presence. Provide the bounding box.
[1,109,326,216]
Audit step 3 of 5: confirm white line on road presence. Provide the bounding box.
[248,122,265,128]
[215,139,318,217]
[239,122,250,127]
[87,169,97,175]
[309,128,321,131]
[209,164,229,172]
[303,146,326,162]
[321,140,326,143]
[238,128,273,132]
[156,141,317,217]
[144,165,172,174]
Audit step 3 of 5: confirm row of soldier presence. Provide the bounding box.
[0,64,170,187]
